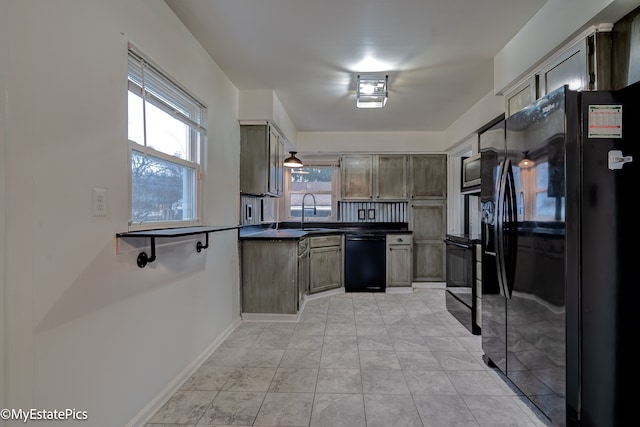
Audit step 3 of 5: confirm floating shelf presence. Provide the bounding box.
[116,226,238,268]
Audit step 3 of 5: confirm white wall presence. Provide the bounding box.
[238,90,297,147]
[1,0,7,420]
[3,1,240,426]
[443,90,504,153]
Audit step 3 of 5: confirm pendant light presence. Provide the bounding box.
[284,151,303,168]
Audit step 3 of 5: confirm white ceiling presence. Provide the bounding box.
[165,0,549,132]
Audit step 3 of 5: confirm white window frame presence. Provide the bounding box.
[127,44,207,231]
[284,163,340,222]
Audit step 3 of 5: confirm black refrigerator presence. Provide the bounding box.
[481,82,640,426]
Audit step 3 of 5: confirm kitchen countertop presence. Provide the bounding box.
[239,222,411,240]
[239,227,344,240]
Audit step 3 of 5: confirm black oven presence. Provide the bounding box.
[445,234,480,335]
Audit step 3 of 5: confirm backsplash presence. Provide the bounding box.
[240,195,278,225]
[339,201,407,223]
[241,197,407,224]
[240,195,260,225]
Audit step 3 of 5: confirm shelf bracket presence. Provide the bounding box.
[137,237,157,268]
[196,232,210,252]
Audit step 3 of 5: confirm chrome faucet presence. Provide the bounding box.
[301,193,317,229]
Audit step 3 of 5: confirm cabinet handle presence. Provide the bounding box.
[397,238,403,242]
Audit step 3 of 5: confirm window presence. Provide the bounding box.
[286,165,338,221]
[127,45,207,229]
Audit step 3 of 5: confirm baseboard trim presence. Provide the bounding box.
[385,287,414,294]
[304,287,345,301]
[126,316,242,427]
[412,282,446,289]
[241,312,300,322]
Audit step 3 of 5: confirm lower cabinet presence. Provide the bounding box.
[241,234,343,313]
[386,233,413,287]
[241,239,300,314]
[309,235,343,294]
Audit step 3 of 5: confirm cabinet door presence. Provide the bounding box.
[410,200,446,282]
[540,38,588,96]
[504,76,537,118]
[375,155,407,200]
[268,126,283,197]
[341,155,373,200]
[309,246,342,293]
[408,154,447,199]
[240,125,269,195]
[241,240,297,314]
[387,235,412,287]
[277,137,284,195]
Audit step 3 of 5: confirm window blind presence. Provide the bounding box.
[127,44,207,136]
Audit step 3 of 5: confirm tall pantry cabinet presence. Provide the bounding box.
[408,154,447,282]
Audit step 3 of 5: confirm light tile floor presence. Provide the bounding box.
[146,288,552,427]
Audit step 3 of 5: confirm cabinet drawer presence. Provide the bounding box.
[310,235,342,248]
[298,238,309,254]
[386,233,412,245]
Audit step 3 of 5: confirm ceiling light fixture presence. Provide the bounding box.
[283,151,303,168]
[356,74,388,108]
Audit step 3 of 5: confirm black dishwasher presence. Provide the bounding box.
[344,232,386,292]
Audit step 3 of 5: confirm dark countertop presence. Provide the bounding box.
[239,222,410,240]
[239,227,344,240]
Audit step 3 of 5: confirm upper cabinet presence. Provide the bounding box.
[611,7,640,89]
[408,154,447,199]
[504,29,613,117]
[539,38,589,96]
[376,155,408,200]
[341,154,407,200]
[341,155,373,200]
[240,123,284,197]
[505,76,537,119]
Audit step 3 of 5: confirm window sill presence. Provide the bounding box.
[116,225,238,268]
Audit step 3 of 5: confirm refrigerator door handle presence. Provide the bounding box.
[504,162,518,298]
[494,160,509,298]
